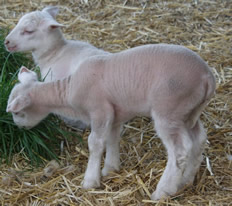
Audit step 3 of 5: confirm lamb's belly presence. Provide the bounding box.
[59,116,88,130]
[54,108,90,129]
[42,69,69,82]
[114,103,151,123]
[41,69,53,82]
[42,63,76,82]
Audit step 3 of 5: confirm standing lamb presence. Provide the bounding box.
[4,6,109,128]
[7,44,216,200]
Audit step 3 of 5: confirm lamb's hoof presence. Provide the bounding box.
[151,190,169,201]
[101,165,119,177]
[82,178,100,189]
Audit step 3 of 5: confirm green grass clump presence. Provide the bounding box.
[0,28,76,166]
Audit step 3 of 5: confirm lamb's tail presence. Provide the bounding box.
[187,73,216,128]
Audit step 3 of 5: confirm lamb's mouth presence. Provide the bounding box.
[6,45,18,52]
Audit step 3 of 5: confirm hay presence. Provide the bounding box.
[0,0,232,205]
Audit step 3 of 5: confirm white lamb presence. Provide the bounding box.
[5,6,108,81]
[7,44,216,200]
[5,6,109,128]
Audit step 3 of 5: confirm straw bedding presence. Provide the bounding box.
[0,0,231,205]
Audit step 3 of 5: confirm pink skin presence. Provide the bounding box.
[7,44,216,200]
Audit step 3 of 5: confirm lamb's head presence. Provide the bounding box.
[7,66,49,129]
[5,6,64,53]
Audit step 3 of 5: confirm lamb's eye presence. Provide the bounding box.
[19,113,25,118]
[14,112,25,118]
[23,30,35,35]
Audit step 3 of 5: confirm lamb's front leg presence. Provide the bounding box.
[82,131,105,189]
[102,124,122,176]
[82,106,114,189]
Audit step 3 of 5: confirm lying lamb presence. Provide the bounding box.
[7,44,216,200]
[4,6,109,128]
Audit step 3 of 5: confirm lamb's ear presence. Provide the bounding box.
[19,66,30,74]
[41,18,64,30]
[6,95,31,113]
[42,6,59,19]
[49,20,64,29]
[18,66,31,83]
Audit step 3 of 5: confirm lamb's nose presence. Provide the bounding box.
[5,39,10,45]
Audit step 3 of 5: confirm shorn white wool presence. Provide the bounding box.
[7,43,215,200]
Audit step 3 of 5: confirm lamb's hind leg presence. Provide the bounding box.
[179,120,207,188]
[151,116,193,200]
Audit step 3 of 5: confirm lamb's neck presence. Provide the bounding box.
[32,31,66,67]
[30,77,71,110]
